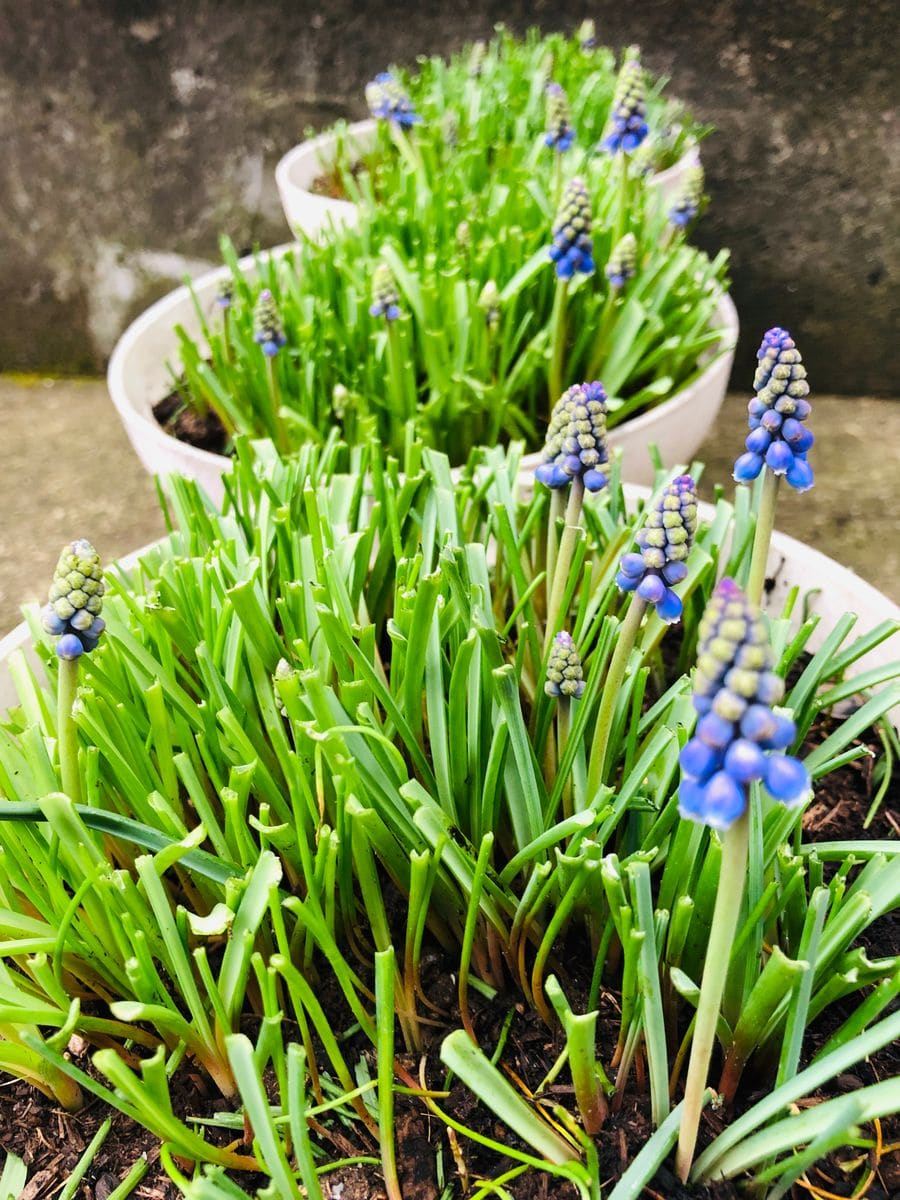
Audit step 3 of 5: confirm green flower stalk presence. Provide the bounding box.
[536,382,609,651]
[41,539,106,805]
[370,261,414,438]
[548,178,596,405]
[253,289,289,452]
[587,477,698,798]
[545,631,586,817]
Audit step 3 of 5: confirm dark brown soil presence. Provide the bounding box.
[1,718,896,1198]
[310,158,366,201]
[153,390,228,456]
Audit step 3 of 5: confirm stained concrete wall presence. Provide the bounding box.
[1,0,897,392]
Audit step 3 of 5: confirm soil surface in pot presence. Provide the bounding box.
[153,391,229,456]
[1,721,896,1199]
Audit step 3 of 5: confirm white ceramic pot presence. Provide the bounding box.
[2,513,897,722]
[276,118,700,240]
[107,244,736,504]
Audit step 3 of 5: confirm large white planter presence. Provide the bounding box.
[107,245,737,505]
[276,118,700,240]
[2,510,897,722]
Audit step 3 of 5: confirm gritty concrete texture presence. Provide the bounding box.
[1,2,898,392]
[0,377,166,634]
[0,376,896,637]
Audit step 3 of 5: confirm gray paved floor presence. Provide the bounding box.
[1,377,897,633]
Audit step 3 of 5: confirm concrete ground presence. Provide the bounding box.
[1,376,897,633]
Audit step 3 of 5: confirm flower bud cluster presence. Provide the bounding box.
[535,382,609,492]
[733,328,814,492]
[478,280,501,333]
[469,40,487,78]
[253,290,287,357]
[616,475,697,624]
[577,20,597,50]
[606,232,637,290]
[668,163,704,227]
[599,60,648,153]
[41,540,106,660]
[549,178,595,279]
[365,72,421,129]
[679,578,809,829]
[369,263,402,321]
[545,631,586,699]
[544,83,575,152]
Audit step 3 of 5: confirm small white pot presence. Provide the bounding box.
[276,118,700,240]
[2,513,897,722]
[107,245,736,505]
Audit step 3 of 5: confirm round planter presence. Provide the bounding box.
[107,246,736,504]
[2,504,897,723]
[276,117,701,240]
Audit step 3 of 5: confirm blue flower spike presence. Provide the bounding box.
[369,262,402,321]
[577,19,597,51]
[545,631,586,699]
[215,284,233,311]
[615,475,698,623]
[678,577,810,830]
[549,177,596,279]
[41,539,106,660]
[544,82,575,152]
[606,232,637,290]
[600,59,649,154]
[253,289,287,357]
[668,163,704,227]
[734,328,814,492]
[365,72,422,129]
[535,382,609,493]
[478,280,501,333]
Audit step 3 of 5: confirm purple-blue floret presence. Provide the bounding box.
[365,72,422,129]
[599,60,648,154]
[41,539,106,660]
[615,475,698,624]
[668,163,704,227]
[253,289,287,357]
[549,177,595,279]
[678,577,809,830]
[535,382,609,493]
[369,263,402,321]
[733,328,814,492]
[544,82,575,152]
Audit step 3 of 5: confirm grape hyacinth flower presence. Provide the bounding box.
[599,59,649,154]
[616,475,698,623]
[369,262,402,321]
[577,19,597,50]
[535,382,609,492]
[544,82,575,152]
[468,40,487,77]
[215,284,233,310]
[253,289,287,357]
[606,232,637,290]
[41,540,106,660]
[678,578,809,830]
[478,280,501,333]
[545,631,586,699]
[365,72,421,129]
[548,178,595,279]
[734,328,814,492]
[668,163,704,227]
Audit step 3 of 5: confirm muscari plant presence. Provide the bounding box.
[315,27,708,211]
[170,103,729,466]
[1,328,899,1196]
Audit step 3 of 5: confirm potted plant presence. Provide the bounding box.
[1,332,898,1196]
[276,27,711,239]
[109,137,736,503]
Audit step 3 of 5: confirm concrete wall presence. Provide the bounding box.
[1,0,897,392]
